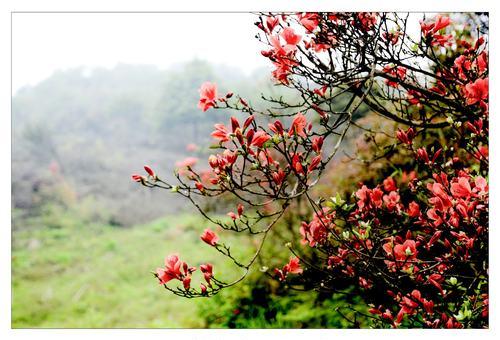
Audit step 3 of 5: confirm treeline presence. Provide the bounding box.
[12,61,274,227]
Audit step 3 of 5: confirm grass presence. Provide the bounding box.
[12,213,247,328]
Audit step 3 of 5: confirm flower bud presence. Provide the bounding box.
[243,115,255,131]
[237,203,244,217]
[416,148,429,163]
[131,174,144,182]
[144,165,155,177]
[230,116,240,132]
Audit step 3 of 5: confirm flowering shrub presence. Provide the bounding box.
[133,12,488,328]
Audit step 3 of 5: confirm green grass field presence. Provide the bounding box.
[12,214,245,328]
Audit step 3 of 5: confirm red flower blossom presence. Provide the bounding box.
[300,208,334,247]
[223,149,237,165]
[474,176,488,194]
[383,177,397,192]
[355,185,370,209]
[308,155,322,173]
[407,201,421,218]
[371,188,384,208]
[280,27,302,49]
[426,208,443,227]
[475,51,488,75]
[420,21,434,36]
[246,129,255,145]
[427,273,444,295]
[383,191,401,212]
[393,240,417,261]
[312,136,324,153]
[271,60,294,85]
[198,82,218,112]
[450,177,472,199]
[268,120,284,135]
[356,12,377,31]
[416,147,429,163]
[428,182,453,212]
[454,55,471,80]
[481,294,488,318]
[200,263,214,286]
[423,299,434,315]
[288,113,308,137]
[475,145,488,161]
[431,34,453,47]
[156,254,196,286]
[292,153,304,175]
[275,257,303,281]
[359,277,372,289]
[382,65,407,87]
[433,15,451,32]
[464,78,488,105]
[266,16,279,33]
[182,276,192,290]
[250,131,271,148]
[298,13,320,33]
[420,15,451,36]
[211,123,230,143]
[383,31,401,45]
[200,228,219,246]
[272,168,286,185]
[284,257,303,274]
[383,239,418,270]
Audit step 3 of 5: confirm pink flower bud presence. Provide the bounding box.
[230,116,240,132]
[243,115,255,130]
[131,174,144,182]
[312,136,324,153]
[195,181,204,191]
[416,148,429,163]
[144,165,155,177]
[200,228,219,246]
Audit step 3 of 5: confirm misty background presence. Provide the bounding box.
[11,13,303,328]
[12,61,276,227]
[11,13,276,228]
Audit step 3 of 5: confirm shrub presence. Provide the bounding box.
[134,12,488,328]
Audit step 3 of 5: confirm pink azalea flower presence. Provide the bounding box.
[198,82,218,112]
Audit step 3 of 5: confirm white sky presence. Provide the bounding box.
[12,13,268,93]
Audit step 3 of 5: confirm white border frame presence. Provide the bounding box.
[1,1,497,339]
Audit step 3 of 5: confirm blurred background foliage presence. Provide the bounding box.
[12,60,378,328]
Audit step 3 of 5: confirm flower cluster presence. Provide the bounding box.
[154,253,217,296]
[132,12,488,328]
